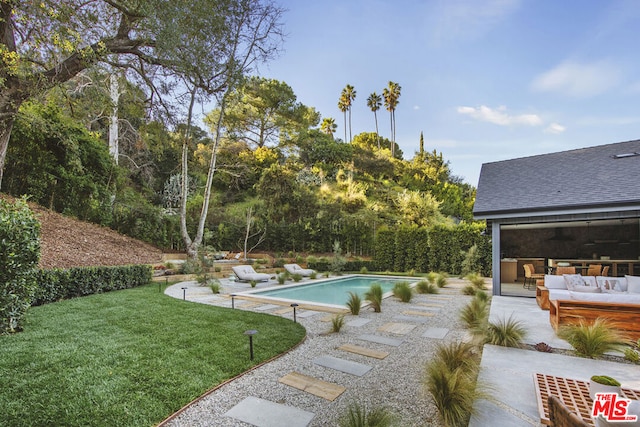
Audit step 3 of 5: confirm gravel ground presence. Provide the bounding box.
[161,278,476,427]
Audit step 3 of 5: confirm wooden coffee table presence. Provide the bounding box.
[533,373,640,426]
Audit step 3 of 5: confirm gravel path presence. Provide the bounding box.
[162,278,476,427]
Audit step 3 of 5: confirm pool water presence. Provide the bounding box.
[245,275,412,306]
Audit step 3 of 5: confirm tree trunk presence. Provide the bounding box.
[374,110,380,149]
[108,74,120,164]
[0,95,22,190]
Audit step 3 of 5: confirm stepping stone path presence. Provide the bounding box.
[279,372,346,401]
[346,318,371,327]
[392,315,430,324]
[422,327,450,339]
[225,396,315,427]
[313,355,372,376]
[402,310,435,317]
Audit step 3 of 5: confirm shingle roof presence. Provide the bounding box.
[473,139,640,217]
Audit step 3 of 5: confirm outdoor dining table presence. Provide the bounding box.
[533,373,640,426]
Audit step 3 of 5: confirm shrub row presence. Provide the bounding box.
[374,223,492,275]
[32,265,152,306]
[307,259,378,272]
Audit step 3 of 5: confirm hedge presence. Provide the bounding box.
[32,265,152,306]
[0,198,40,333]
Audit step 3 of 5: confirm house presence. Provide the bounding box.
[473,139,640,296]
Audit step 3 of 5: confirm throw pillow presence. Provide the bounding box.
[626,275,640,294]
[595,276,625,291]
[544,274,567,289]
[563,274,586,291]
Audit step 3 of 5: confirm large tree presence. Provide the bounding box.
[217,76,318,148]
[0,0,283,189]
[340,84,356,142]
[366,92,382,149]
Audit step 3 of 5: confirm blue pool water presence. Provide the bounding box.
[245,275,412,306]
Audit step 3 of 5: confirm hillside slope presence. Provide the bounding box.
[2,196,164,269]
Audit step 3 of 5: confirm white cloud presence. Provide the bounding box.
[531,60,621,97]
[456,105,543,126]
[544,123,566,134]
[432,0,521,43]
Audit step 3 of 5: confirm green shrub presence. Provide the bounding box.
[461,285,477,296]
[360,266,369,274]
[416,280,438,294]
[464,273,485,289]
[460,245,481,277]
[214,266,222,273]
[474,290,489,302]
[392,282,412,303]
[426,272,438,284]
[277,274,287,285]
[364,283,383,313]
[250,280,257,288]
[209,280,221,294]
[331,314,346,333]
[181,258,203,275]
[292,273,303,282]
[558,319,630,358]
[0,198,41,333]
[309,271,317,279]
[338,402,394,427]
[347,292,362,315]
[433,341,479,374]
[483,315,527,348]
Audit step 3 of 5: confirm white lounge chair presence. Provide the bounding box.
[283,263,315,277]
[232,265,271,282]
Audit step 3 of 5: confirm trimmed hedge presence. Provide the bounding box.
[307,259,379,272]
[32,265,152,306]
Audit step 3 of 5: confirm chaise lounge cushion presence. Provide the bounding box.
[544,274,567,289]
[232,265,272,282]
[283,264,315,277]
[626,275,640,293]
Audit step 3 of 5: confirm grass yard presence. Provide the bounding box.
[0,284,306,426]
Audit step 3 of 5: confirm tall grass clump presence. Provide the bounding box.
[416,280,438,294]
[436,272,448,288]
[558,318,630,358]
[346,292,362,315]
[331,314,346,333]
[424,341,488,427]
[364,283,383,313]
[459,296,489,332]
[338,402,395,427]
[392,281,412,303]
[483,315,527,348]
[464,273,485,290]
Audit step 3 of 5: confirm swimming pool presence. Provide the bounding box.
[236,275,416,309]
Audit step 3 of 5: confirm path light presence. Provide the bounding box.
[182,287,187,300]
[244,329,258,360]
[291,303,299,323]
[231,294,237,309]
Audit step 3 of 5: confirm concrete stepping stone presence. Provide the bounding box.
[297,310,320,318]
[422,327,450,339]
[338,343,389,359]
[279,372,346,401]
[255,304,281,311]
[313,355,372,376]
[274,307,292,315]
[377,322,417,335]
[346,318,371,327]
[357,334,403,347]
[225,396,315,427]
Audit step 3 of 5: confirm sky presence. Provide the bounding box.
[251,0,640,185]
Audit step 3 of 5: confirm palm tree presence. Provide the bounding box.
[320,117,337,137]
[383,81,401,157]
[338,95,348,142]
[367,92,382,148]
[341,84,356,142]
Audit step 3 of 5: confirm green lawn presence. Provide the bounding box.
[0,284,306,426]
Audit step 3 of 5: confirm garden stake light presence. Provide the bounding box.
[244,330,258,360]
[182,287,187,300]
[231,294,236,309]
[291,303,299,323]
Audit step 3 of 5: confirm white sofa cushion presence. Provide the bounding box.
[626,275,640,293]
[548,289,571,300]
[571,285,601,293]
[563,274,596,290]
[545,274,567,289]
[569,291,640,304]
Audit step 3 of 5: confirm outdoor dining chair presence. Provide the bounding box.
[547,395,589,427]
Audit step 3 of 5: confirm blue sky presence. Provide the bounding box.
[254,0,640,185]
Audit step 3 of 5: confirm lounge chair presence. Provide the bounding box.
[231,265,271,282]
[284,263,315,277]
